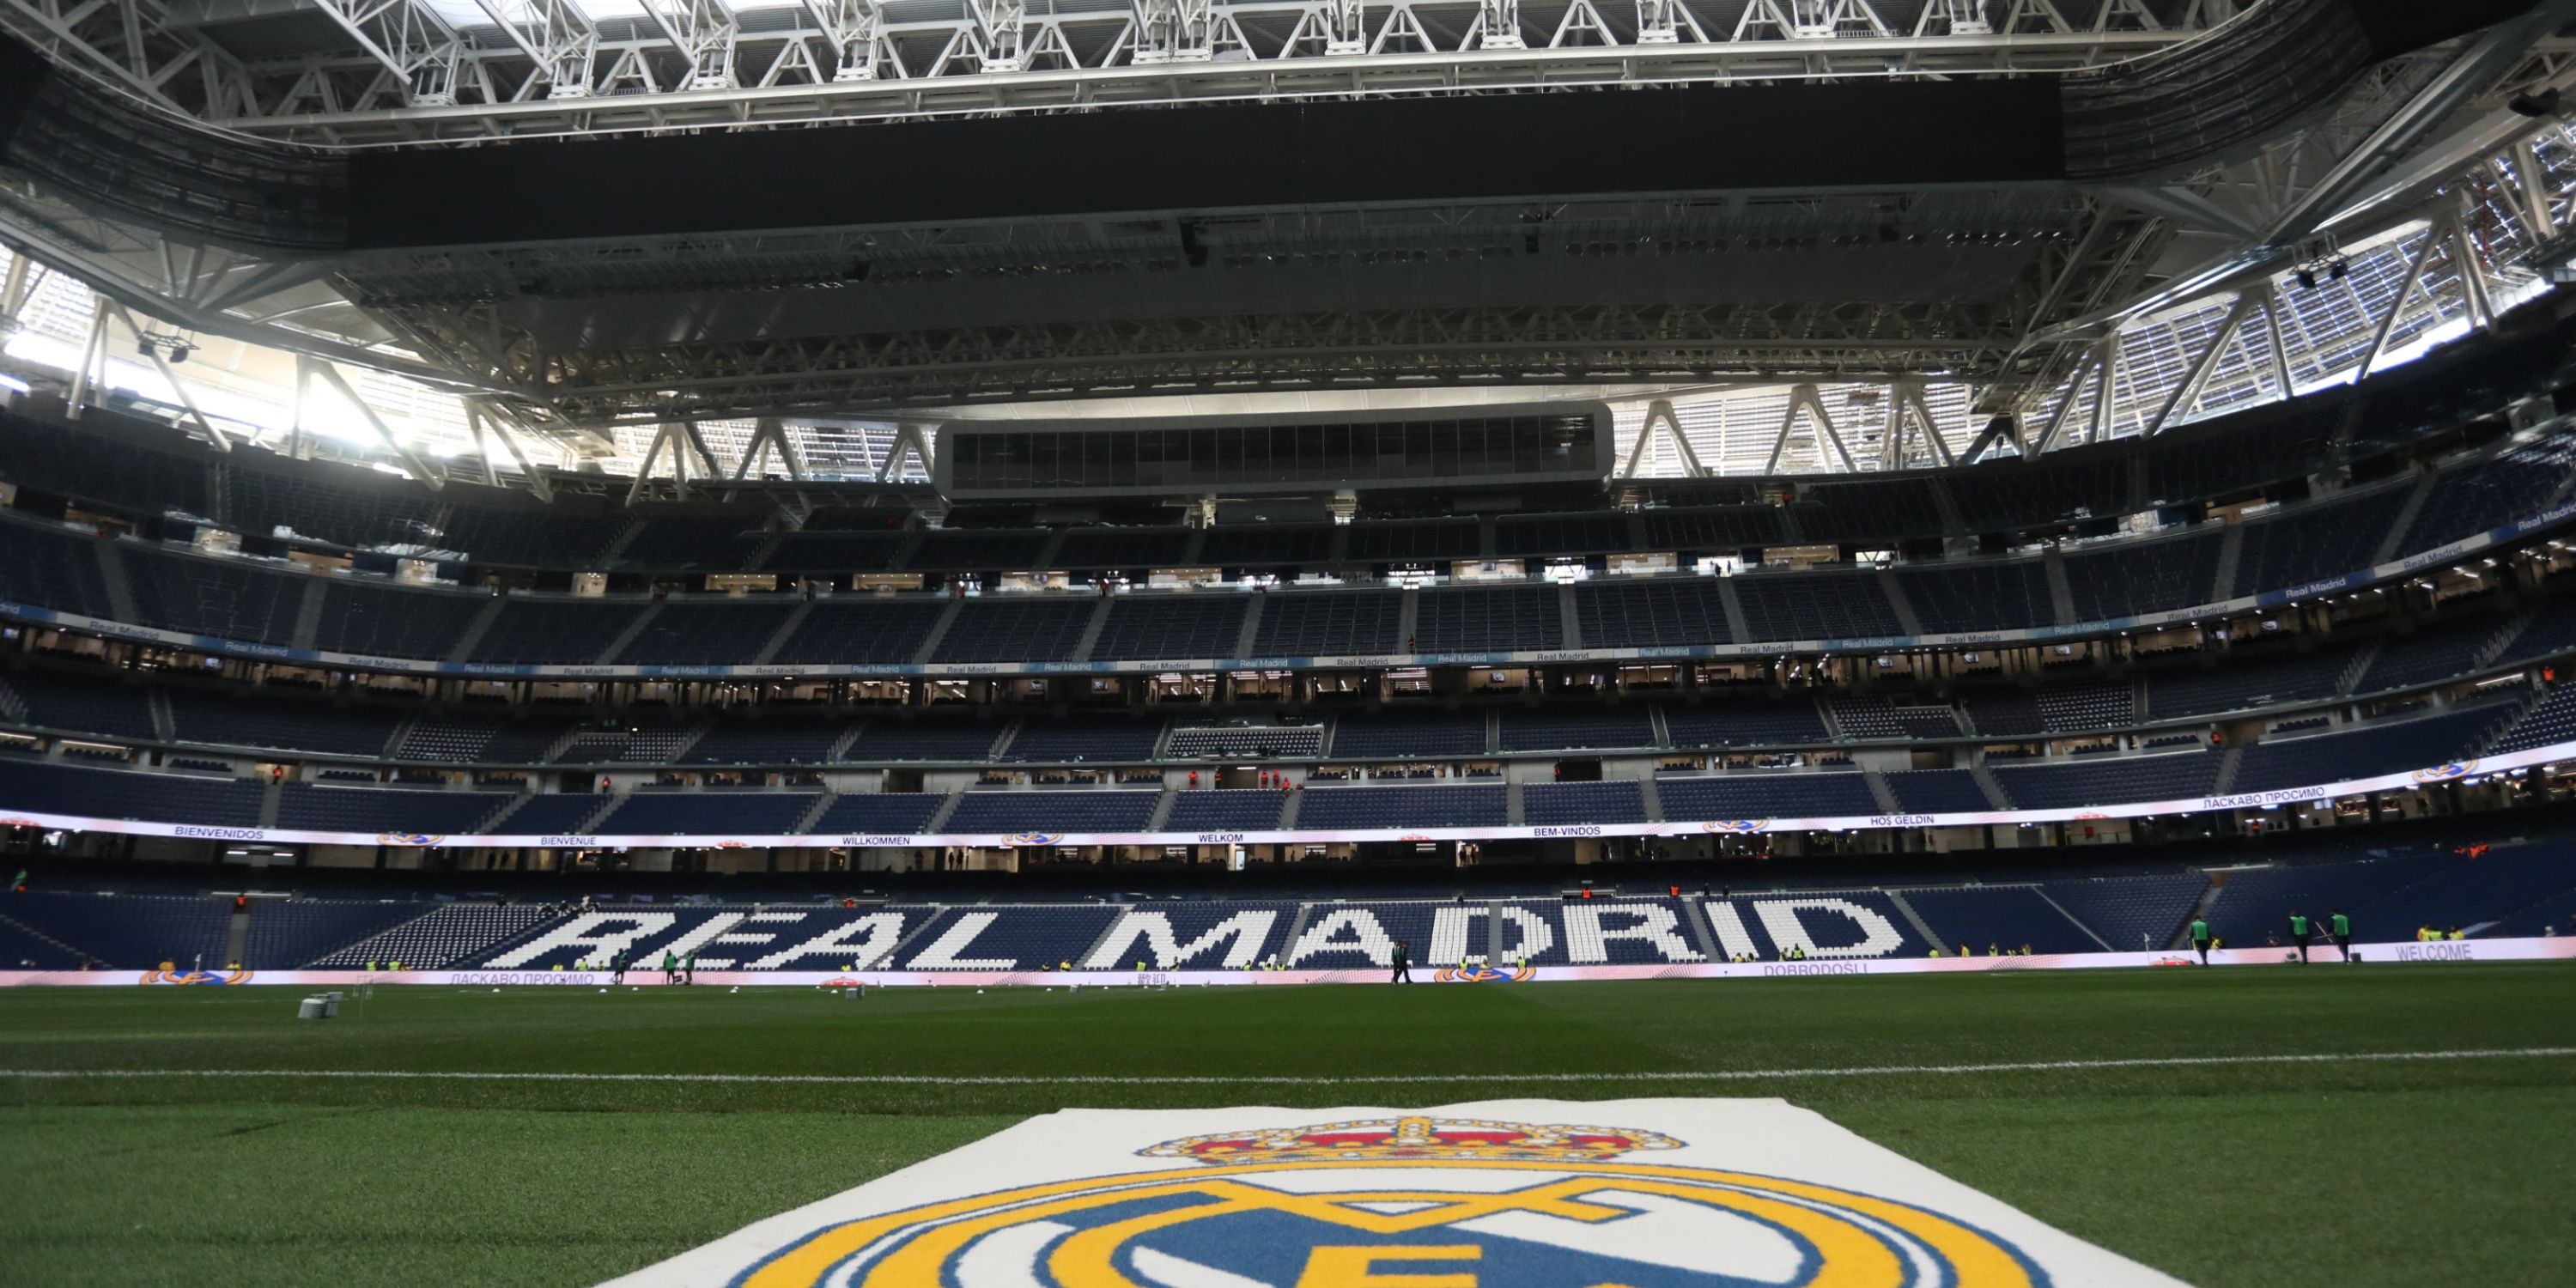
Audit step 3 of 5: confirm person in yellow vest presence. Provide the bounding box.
[2446,927,2466,940]
[1929,948,1942,957]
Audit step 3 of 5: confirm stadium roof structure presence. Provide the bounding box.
[3,0,2576,490]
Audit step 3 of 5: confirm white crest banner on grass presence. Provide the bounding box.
[603,1098,2189,1287]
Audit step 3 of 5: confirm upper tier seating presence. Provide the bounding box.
[1899,885,2100,954]
[225,468,438,549]
[1200,524,1335,567]
[945,789,1158,834]
[0,521,120,619]
[1663,702,1829,748]
[1732,573,1900,642]
[1496,511,1630,556]
[808,792,945,835]
[1089,596,1248,661]
[932,598,1097,663]
[1249,591,1402,657]
[1164,723,1326,760]
[1792,477,1948,541]
[612,514,769,571]
[434,507,633,568]
[1989,750,2219,810]
[313,579,489,659]
[242,899,430,969]
[0,668,156,740]
[680,721,845,766]
[0,760,264,824]
[1574,579,1733,648]
[489,794,610,834]
[910,528,1052,572]
[2063,529,2222,620]
[1349,518,1479,562]
[392,713,570,763]
[1297,785,1508,829]
[1328,711,1487,759]
[276,784,512,833]
[0,893,231,968]
[1640,504,1788,550]
[2356,612,2512,694]
[466,599,650,665]
[2148,645,2356,720]
[124,551,305,645]
[593,792,817,835]
[2489,683,2576,755]
[0,409,211,516]
[761,531,909,573]
[1883,769,1992,814]
[842,720,1004,762]
[1414,586,1561,653]
[1498,707,1656,751]
[1164,789,1286,832]
[1000,717,1163,763]
[766,598,949,665]
[1896,560,2058,633]
[1053,526,1194,569]
[1522,780,1647,824]
[2491,596,2576,669]
[2395,436,2576,556]
[2229,488,2414,598]
[614,600,798,665]
[1657,771,1877,820]
[164,688,404,756]
[1960,680,2136,737]
[1826,697,1962,740]
[547,717,701,765]
[1946,457,2132,532]
[2142,399,2343,507]
[310,903,561,968]
[2229,707,2498,793]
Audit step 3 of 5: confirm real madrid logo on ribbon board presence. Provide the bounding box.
[601,1098,2189,1287]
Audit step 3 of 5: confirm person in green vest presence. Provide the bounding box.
[683,951,698,986]
[2190,915,2212,966]
[661,950,677,984]
[2327,909,2354,963]
[1389,939,1412,984]
[2288,911,2313,964]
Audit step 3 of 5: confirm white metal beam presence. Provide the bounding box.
[300,354,445,489]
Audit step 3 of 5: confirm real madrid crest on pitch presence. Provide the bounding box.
[605,1100,2190,1287]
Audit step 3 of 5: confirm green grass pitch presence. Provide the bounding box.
[4,964,2574,1286]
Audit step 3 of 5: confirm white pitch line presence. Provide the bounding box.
[3,1047,2573,1086]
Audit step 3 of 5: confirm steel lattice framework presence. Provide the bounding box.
[6,0,2576,494]
[3,0,2220,143]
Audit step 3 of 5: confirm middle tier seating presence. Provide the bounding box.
[1522,780,1647,825]
[275,783,513,833]
[1297,785,1508,829]
[999,717,1163,763]
[1164,788,1287,832]
[945,789,1160,834]
[1882,769,1992,814]
[1657,770,1877,820]
[1989,750,2220,810]
[592,791,818,835]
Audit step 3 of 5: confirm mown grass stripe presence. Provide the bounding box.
[6,1046,2573,1086]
